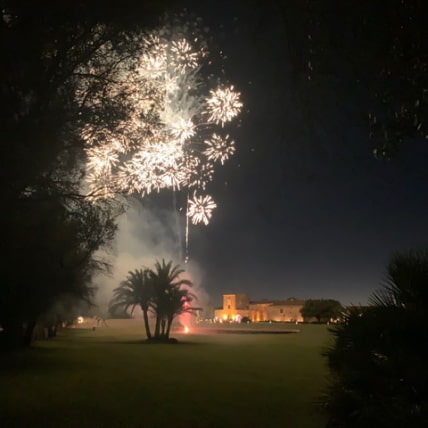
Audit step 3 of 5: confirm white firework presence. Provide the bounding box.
[79,24,242,230]
[187,163,214,190]
[161,165,188,190]
[204,133,235,165]
[86,145,119,175]
[139,53,166,79]
[170,39,199,73]
[187,194,217,225]
[206,86,243,126]
[164,74,179,93]
[141,34,164,54]
[168,117,196,143]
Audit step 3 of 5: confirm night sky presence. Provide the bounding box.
[166,2,428,306]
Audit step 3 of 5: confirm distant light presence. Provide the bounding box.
[77,316,84,324]
[184,326,189,334]
[222,314,228,320]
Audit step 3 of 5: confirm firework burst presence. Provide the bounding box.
[170,39,199,73]
[204,133,235,165]
[78,22,242,259]
[206,86,243,126]
[187,193,217,225]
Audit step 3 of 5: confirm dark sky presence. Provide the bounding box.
[176,2,428,305]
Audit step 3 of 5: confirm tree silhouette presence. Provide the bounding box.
[109,260,195,341]
[0,1,173,349]
[109,269,153,339]
[324,250,428,427]
[150,260,194,340]
[300,299,342,323]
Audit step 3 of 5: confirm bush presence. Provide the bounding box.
[323,250,428,427]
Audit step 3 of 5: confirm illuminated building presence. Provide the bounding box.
[214,294,305,322]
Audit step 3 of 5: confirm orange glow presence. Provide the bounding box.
[184,326,189,334]
[222,314,228,320]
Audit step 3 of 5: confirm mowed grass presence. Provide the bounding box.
[0,321,331,428]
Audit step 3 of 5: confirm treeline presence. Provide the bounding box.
[0,1,179,349]
[300,299,343,323]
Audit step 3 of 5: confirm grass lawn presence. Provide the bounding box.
[0,321,331,427]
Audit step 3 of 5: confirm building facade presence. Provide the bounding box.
[214,294,305,322]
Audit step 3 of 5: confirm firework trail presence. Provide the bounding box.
[77,23,242,261]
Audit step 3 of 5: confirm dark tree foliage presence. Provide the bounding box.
[246,0,427,158]
[292,0,428,158]
[109,268,154,339]
[40,294,93,339]
[0,1,179,348]
[306,0,428,159]
[150,259,194,340]
[324,250,428,427]
[1,0,176,196]
[300,299,342,323]
[0,190,118,347]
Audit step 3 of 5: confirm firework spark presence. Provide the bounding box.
[206,86,243,126]
[168,117,196,143]
[187,193,217,225]
[170,39,199,74]
[203,133,235,165]
[86,145,119,175]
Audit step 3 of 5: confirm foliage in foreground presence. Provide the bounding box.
[0,2,178,350]
[324,250,428,427]
[109,259,194,341]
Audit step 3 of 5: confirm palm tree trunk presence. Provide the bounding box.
[161,319,166,337]
[154,313,161,338]
[142,307,151,339]
[165,315,174,339]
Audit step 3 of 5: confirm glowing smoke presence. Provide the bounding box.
[94,199,211,318]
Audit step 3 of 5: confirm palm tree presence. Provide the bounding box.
[109,268,153,339]
[324,250,428,427]
[163,286,195,338]
[149,259,194,339]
